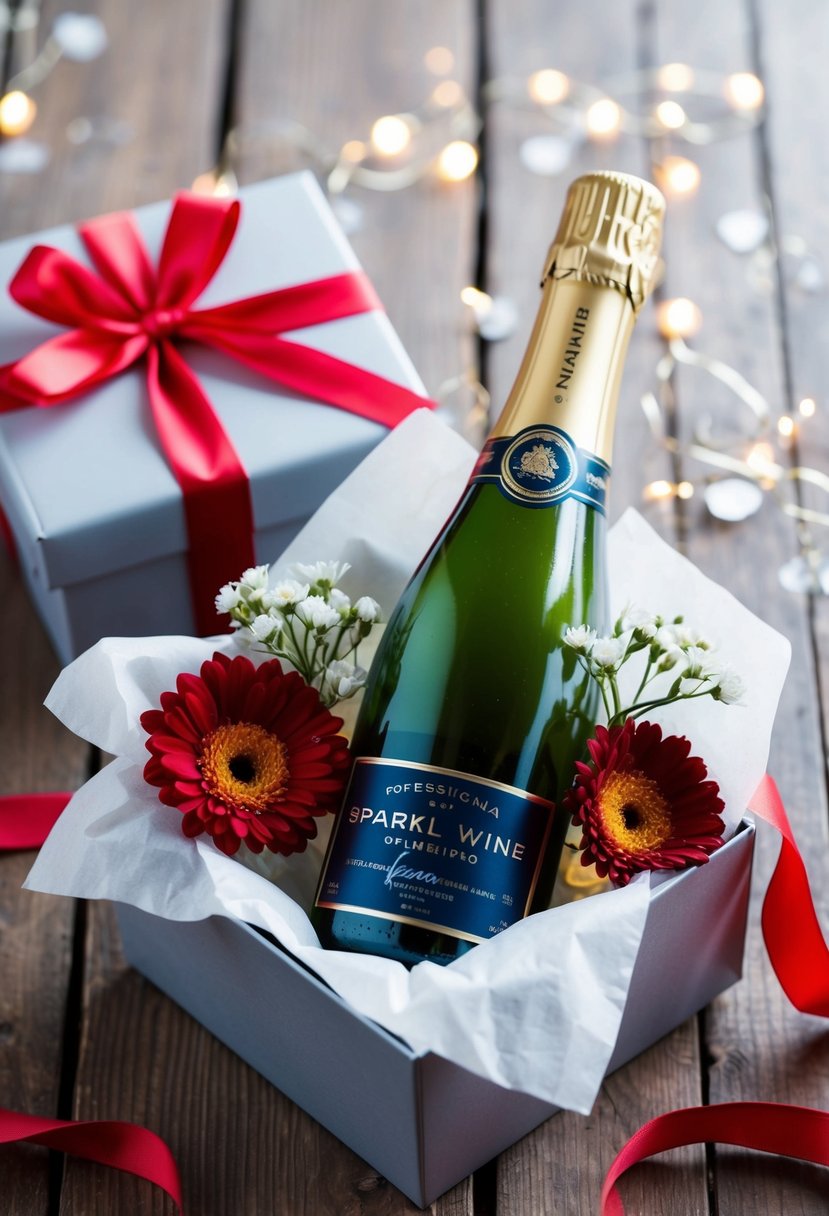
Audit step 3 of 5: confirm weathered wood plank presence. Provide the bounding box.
[1,1,239,1214]
[649,1,829,1213]
[225,2,478,1212]
[485,3,708,1213]
[0,2,102,1211]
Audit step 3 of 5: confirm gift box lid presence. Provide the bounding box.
[0,173,425,590]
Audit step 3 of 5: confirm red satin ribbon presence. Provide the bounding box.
[0,1106,182,1210]
[0,791,71,850]
[0,195,432,634]
[600,1102,829,1215]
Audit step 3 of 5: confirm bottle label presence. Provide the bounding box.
[471,423,610,512]
[314,758,557,944]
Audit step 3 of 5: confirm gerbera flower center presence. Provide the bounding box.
[199,722,289,814]
[598,769,672,853]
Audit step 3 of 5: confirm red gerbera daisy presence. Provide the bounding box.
[140,651,350,858]
[564,718,725,886]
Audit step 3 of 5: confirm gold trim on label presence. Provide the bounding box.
[354,755,557,811]
[315,901,486,945]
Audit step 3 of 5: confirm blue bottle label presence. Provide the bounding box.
[315,758,557,944]
[471,423,610,512]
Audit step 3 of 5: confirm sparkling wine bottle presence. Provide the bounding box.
[313,172,665,966]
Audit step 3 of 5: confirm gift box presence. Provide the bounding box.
[115,820,754,1208]
[26,415,789,1209]
[0,173,427,664]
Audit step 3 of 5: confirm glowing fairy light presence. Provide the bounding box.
[656,297,702,339]
[798,396,816,418]
[371,115,413,157]
[746,442,777,477]
[461,286,492,311]
[657,63,695,92]
[528,69,570,106]
[585,98,621,139]
[658,155,701,196]
[644,480,676,501]
[424,46,455,75]
[436,140,478,181]
[0,90,36,136]
[725,72,764,111]
[340,139,367,163]
[676,481,695,500]
[191,169,236,197]
[655,99,687,130]
[431,80,465,108]
[777,414,796,438]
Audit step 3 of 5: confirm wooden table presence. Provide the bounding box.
[2,1,828,1212]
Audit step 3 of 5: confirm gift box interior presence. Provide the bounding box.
[0,173,423,664]
[116,817,754,1209]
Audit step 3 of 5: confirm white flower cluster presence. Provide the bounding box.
[216,560,381,707]
[563,603,745,724]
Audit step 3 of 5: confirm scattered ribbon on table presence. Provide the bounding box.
[1,774,827,1208]
[0,193,433,635]
[0,791,70,850]
[0,1107,182,1211]
[600,1102,829,1215]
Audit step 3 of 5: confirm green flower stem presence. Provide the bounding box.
[611,688,716,727]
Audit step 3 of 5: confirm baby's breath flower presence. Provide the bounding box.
[621,605,658,639]
[215,584,242,614]
[656,644,684,672]
[321,659,367,702]
[711,666,746,705]
[218,558,380,707]
[291,559,351,588]
[591,637,625,669]
[655,625,678,650]
[269,578,309,609]
[296,595,341,632]
[564,624,597,653]
[329,587,352,616]
[354,595,381,623]
[249,613,280,643]
[240,565,270,590]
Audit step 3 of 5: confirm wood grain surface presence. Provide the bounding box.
[0,1,827,1214]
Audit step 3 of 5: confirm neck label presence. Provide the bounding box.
[472,423,610,512]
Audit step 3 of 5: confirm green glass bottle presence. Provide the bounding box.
[313,172,664,966]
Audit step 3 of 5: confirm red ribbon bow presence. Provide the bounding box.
[0,193,431,634]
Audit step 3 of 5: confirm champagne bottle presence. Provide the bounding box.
[313,171,664,966]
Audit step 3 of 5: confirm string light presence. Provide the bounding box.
[799,396,817,418]
[436,140,478,181]
[724,72,764,111]
[656,298,703,339]
[370,115,414,157]
[657,155,701,196]
[585,98,621,139]
[0,90,36,136]
[778,414,796,438]
[644,480,676,501]
[676,481,695,499]
[424,46,455,75]
[657,63,695,91]
[431,80,464,108]
[528,69,570,106]
[655,99,687,130]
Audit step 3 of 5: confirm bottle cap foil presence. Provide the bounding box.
[542,171,665,311]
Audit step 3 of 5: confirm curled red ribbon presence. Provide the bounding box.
[0,195,432,634]
[0,1106,182,1211]
[600,1102,829,1215]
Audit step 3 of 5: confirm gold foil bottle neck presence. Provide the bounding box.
[542,171,665,312]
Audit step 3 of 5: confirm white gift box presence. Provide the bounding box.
[26,417,789,1209]
[115,820,754,1208]
[0,173,424,663]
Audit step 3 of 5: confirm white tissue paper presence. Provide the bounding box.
[25,409,790,1114]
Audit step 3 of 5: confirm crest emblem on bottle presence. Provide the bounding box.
[502,427,577,503]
